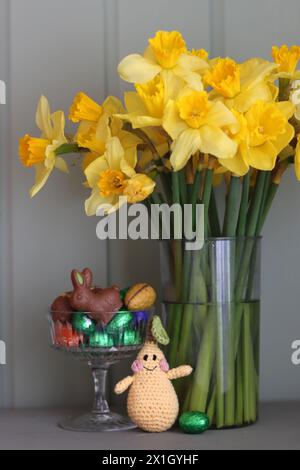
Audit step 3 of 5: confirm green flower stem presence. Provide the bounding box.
[236,339,244,425]
[221,177,240,425]
[167,173,183,368]
[242,304,251,423]
[246,171,267,237]
[207,387,216,425]
[202,168,213,238]
[177,255,207,365]
[190,169,201,230]
[178,169,188,204]
[222,176,240,237]
[209,189,221,237]
[189,308,216,411]
[279,77,291,101]
[55,142,87,155]
[256,182,279,234]
[159,172,173,206]
[235,171,267,303]
[237,173,250,237]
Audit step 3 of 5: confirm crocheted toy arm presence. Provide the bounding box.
[167,365,193,380]
[114,376,134,394]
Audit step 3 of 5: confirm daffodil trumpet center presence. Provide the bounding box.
[98,169,126,197]
[69,92,103,123]
[177,91,211,129]
[123,174,155,203]
[246,101,287,146]
[148,31,187,69]
[272,45,300,74]
[135,76,165,118]
[189,48,209,60]
[19,134,49,167]
[205,58,241,98]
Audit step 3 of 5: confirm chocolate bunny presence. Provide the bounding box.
[69,268,122,325]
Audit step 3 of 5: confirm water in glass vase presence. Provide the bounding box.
[160,237,261,429]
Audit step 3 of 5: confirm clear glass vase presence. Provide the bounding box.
[48,309,150,432]
[160,237,261,429]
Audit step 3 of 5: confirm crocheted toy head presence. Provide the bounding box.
[114,316,193,432]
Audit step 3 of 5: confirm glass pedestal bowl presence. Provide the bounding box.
[49,309,149,432]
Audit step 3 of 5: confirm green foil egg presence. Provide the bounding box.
[89,331,114,348]
[106,311,134,334]
[72,312,96,335]
[122,329,141,346]
[179,411,210,434]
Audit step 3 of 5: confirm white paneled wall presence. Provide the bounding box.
[0,0,300,407]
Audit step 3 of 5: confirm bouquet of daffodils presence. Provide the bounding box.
[20,31,300,427]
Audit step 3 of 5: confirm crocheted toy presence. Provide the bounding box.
[114,316,193,432]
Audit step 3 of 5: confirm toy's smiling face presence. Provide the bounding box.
[132,341,169,374]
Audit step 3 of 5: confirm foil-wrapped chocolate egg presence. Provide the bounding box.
[89,331,114,348]
[106,311,134,334]
[72,312,96,335]
[179,411,210,434]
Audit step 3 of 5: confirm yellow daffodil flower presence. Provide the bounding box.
[70,92,124,152]
[220,100,295,174]
[118,30,208,91]
[69,92,141,171]
[118,75,166,129]
[218,111,250,175]
[163,88,238,171]
[19,95,67,197]
[272,44,300,75]
[84,137,155,215]
[294,134,300,180]
[117,69,187,129]
[205,57,277,112]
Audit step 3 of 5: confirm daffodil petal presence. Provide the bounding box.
[30,163,52,198]
[55,156,69,173]
[119,112,162,129]
[121,147,137,178]
[240,59,277,90]
[35,95,52,140]
[51,111,67,143]
[295,140,300,180]
[119,130,141,149]
[246,141,278,171]
[206,101,237,127]
[228,82,273,113]
[273,123,295,154]
[170,129,201,171]
[105,136,124,170]
[161,70,185,102]
[95,114,111,142]
[276,101,295,120]
[219,144,249,176]
[199,125,238,159]
[103,95,124,115]
[178,54,209,72]
[124,91,148,114]
[85,188,116,216]
[174,66,203,91]
[163,100,188,140]
[118,54,161,83]
[84,156,108,188]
